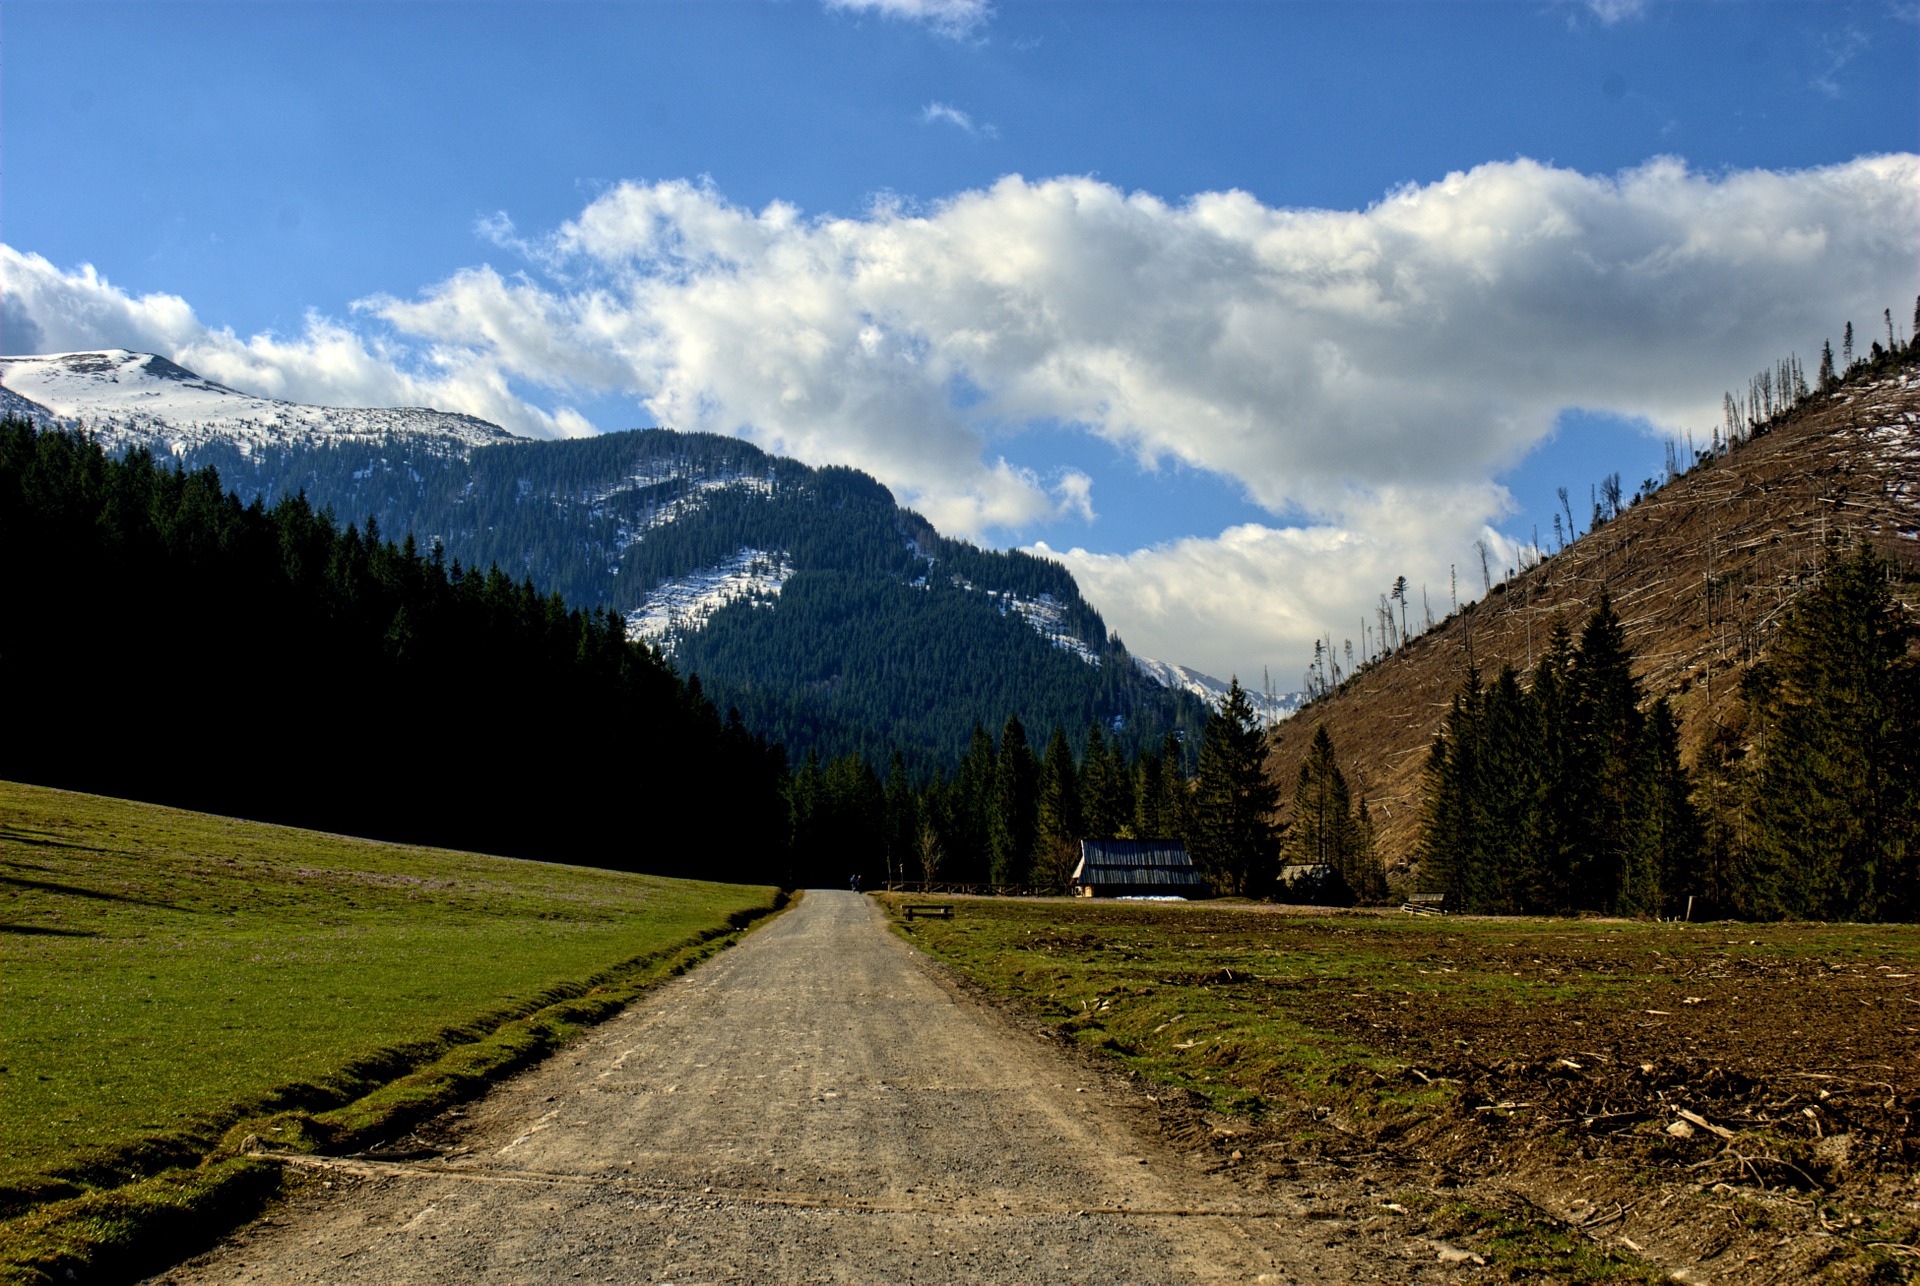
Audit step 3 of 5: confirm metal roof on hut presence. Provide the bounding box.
[1071,840,1204,898]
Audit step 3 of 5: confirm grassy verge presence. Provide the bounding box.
[0,781,786,1283]
[886,896,1920,1282]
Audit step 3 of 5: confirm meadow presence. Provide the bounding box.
[0,780,779,1208]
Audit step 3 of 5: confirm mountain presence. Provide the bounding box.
[1264,351,1920,875]
[1130,655,1302,725]
[0,350,516,452]
[1,351,1213,770]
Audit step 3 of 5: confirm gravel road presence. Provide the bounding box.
[153,892,1473,1284]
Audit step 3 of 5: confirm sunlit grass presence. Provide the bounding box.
[0,781,776,1190]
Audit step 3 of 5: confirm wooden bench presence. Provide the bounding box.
[903,904,953,921]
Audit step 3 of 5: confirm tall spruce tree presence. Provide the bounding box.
[952,723,998,883]
[1081,723,1134,838]
[1285,726,1355,871]
[1349,795,1388,903]
[1418,669,1486,901]
[1524,623,1582,911]
[884,751,918,887]
[1570,591,1645,913]
[1191,678,1281,896]
[1744,539,1919,920]
[1282,725,1389,904]
[1620,698,1703,917]
[989,714,1038,886]
[1033,726,1084,890]
[1142,730,1192,841]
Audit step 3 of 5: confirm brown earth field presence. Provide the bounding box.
[1265,356,1920,874]
[890,895,1920,1284]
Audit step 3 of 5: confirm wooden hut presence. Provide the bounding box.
[1070,840,1204,898]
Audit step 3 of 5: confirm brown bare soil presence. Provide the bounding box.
[1266,358,1920,873]
[896,897,1920,1284]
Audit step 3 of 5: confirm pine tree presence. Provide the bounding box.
[884,751,917,887]
[1569,591,1644,912]
[989,714,1038,887]
[1818,340,1837,393]
[1033,726,1084,890]
[1281,725,1391,904]
[1349,795,1389,903]
[1285,726,1354,872]
[1522,621,1583,911]
[1744,540,1919,920]
[1619,697,1703,918]
[1418,669,1485,901]
[1147,730,1191,840]
[1081,723,1132,838]
[1190,678,1280,896]
[952,723,997,884]
[1476,665,1542,913]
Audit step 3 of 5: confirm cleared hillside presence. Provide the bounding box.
[1267,357,1920,876]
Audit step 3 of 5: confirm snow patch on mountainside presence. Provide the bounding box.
[613,472,777,541]
[1134,655,1302,725]
[994,591,1100,666]
[625,548,794,651]
[0,350,519,452]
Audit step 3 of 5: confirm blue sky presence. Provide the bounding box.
[4,0,1916,680]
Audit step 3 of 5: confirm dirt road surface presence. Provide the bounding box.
[154,893,1477,1284]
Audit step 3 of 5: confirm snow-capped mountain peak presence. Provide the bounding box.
[1133,655,1301,725]
[0,350,521,452]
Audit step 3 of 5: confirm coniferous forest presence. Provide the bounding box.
[155,426,1207,773]
[1411,547,1918,922]
[0,418,789,883]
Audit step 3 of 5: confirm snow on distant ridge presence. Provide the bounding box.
[0,350,520,452]
[1134,655,1302,725]
[626,549,795,652]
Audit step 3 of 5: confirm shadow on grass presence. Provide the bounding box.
[0,874,187,911]
[0,924,100,938]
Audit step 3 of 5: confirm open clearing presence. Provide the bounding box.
[151,892,1499,1285]
[0,781,777,1209]
[896,896,1920,1284]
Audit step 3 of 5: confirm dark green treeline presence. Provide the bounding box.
[1418,593,1698,916]
[0,419,788,882]
[1419,547,1918,921]
[786,677,1282,895]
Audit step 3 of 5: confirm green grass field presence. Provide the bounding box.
[0,781,778,1198]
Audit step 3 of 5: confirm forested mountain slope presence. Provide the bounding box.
[1,353,1208,770]
[1268,355,1920,875]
